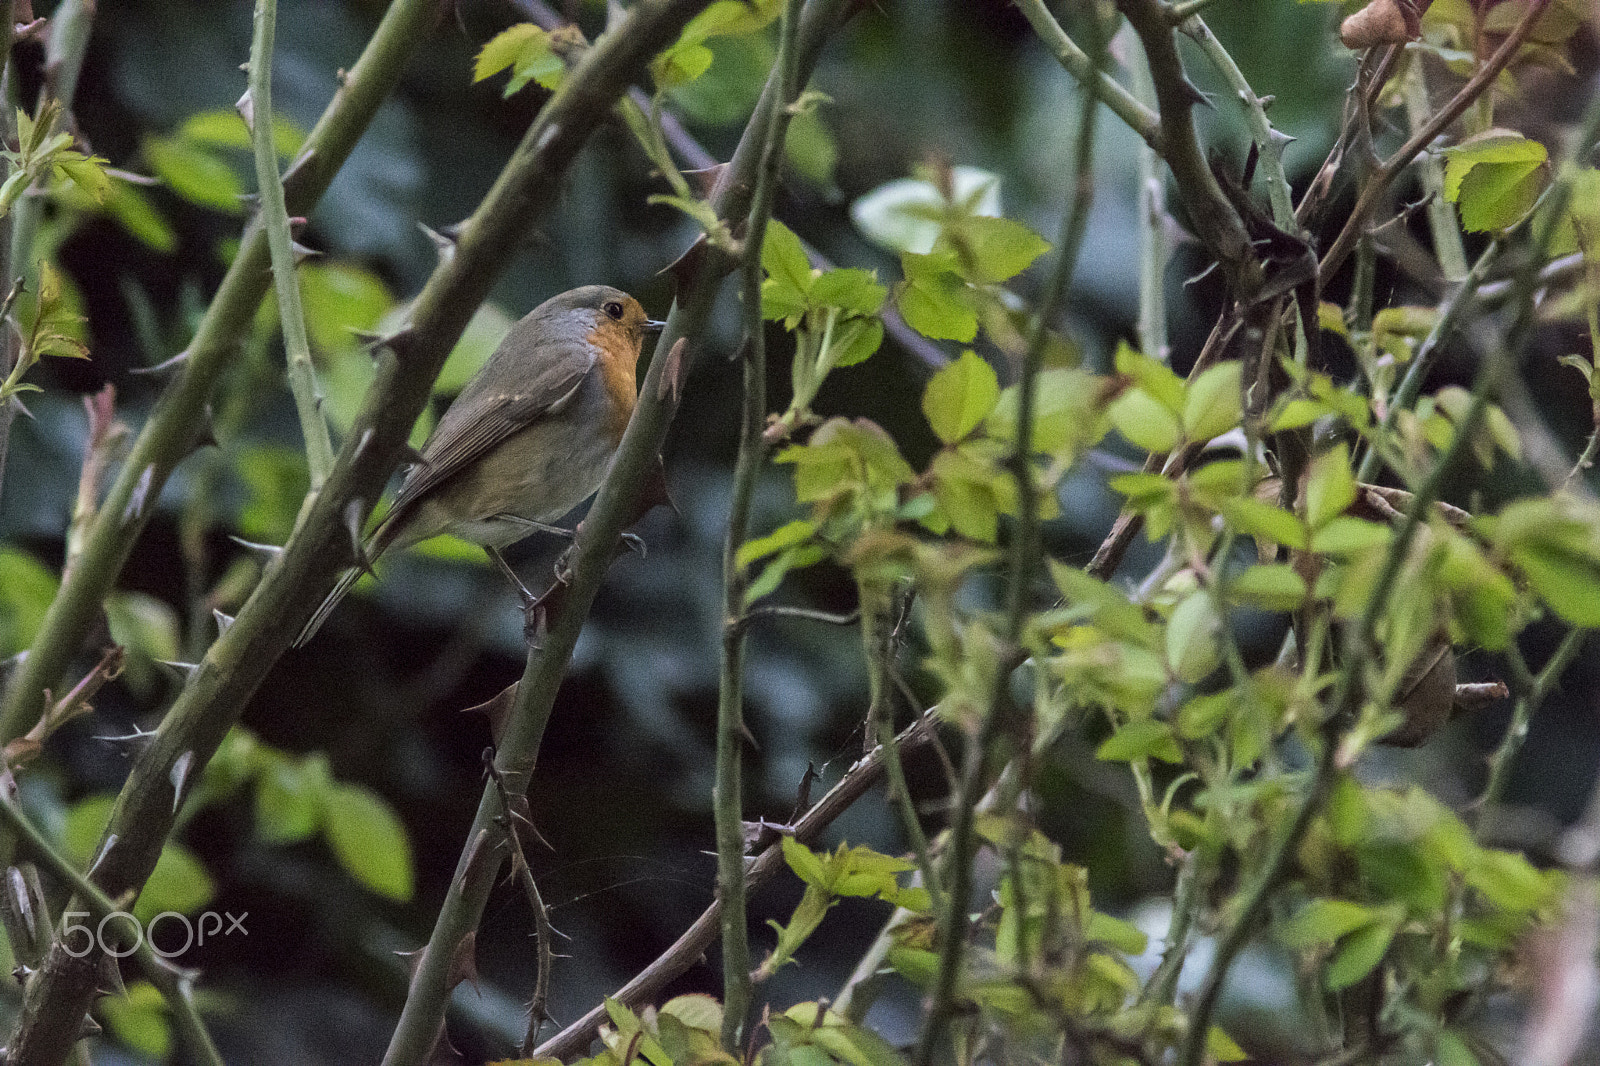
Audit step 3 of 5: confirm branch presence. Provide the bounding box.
[380,1,853,1060]
[715,0,802,1043]
[1116,0,1260,299]
[1317,0,1553,283]
[249,0,335,487]
[0,789,224,1066]
[915,14,1104,1058]
[6,4,713,1060]
[0,0,452,743]
[533,708,942,1061]
[1014,0,1160,150]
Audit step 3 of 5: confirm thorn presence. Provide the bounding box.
[129,349,191,376]
[1181,78,1212,109]
[344,500,366,559]
[95,951,127,999]
[1183,261,1220,287]
[656,336,688,403]
[447,930,480,992]
[281,147,315,188]
[93,725,159,745]
[153,660,201,681]
[170,750,195,812]
[7,394,34,421]
[236,89,254,131]
[417,222,457,265]
[122,465,155,524]
[462,682,518,747]
[394,945,423,973]
[87,834,118,879]
[193,405,219,450]
[228,535,284,560]
[290,239,321,263]
[213,608,235,638]
[1267,127,1297,152]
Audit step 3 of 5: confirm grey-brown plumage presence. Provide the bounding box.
[296,285,661,645]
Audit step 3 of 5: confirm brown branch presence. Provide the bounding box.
[532,708,941,1061]
[1318,0,1553,283]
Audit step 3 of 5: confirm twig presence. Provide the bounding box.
[914,10,1104,1056]
[0,0,453,744]
[715,0,803,1044]
[0,790,225,1066]
[1357,239,1502,481]
[1129,35,1168,362]
[1401,58,1468,282]
[249,0,336,488]
[483,754,556,1054]
[1181,15,1294,228]
[532,708,941,1061]
[1477,630,1586,830]
[1318,0,1553,283]
[1014,0,1160,149]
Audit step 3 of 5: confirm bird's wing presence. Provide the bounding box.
[386,341,595,517]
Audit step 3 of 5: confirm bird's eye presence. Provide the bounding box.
[603,301,625,321]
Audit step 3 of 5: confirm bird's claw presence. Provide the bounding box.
[621,532,646,558]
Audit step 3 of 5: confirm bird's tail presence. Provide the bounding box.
[294,564,366,647]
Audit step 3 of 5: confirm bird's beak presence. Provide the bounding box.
[645,318,668,334]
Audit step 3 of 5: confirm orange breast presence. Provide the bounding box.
[590,325,640,444]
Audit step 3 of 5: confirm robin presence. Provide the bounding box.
[296,284,664,645]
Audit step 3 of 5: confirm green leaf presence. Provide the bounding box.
[474,24,540,80]
[961,215,1050,283]
[1166,590,1222,683]
[1230,563,1308,612]
[1107,388,1181,453]
[299,262,395,355]
[104,182,177,253]
[922,349,999,444]
[1097,719,1183,763]
[1436,1029,1481,1066]
[1309,516,1391,555]
[763,219,814,298]
[1325,918,1397,990]
[1277,898,1380,949]
[1206,1027,1249,1063]
[100,982,172,1060]
[135,841,216,922]
[1442,129,1549,233]
[1183,360,1243,442]
[785,106,838,189]
[1220,496,1309,550]
[809,268,886,316]
[851,166,1001,254]
[144,134,245,213]
[931,447,1004,542]
[828,316,884,370]
[0,548,60,656]
[255,752,331,844]
[738,520,817,568]
[1467,848,1558,913]
[323,783,414,901]
[897,261,976,342]
[1305,442,1357,529]
[1511,539,1600,627]
[782,836,831,888]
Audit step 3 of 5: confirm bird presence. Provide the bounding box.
[295,284,664,646]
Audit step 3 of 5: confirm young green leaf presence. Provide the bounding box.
[922,349,999,444]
